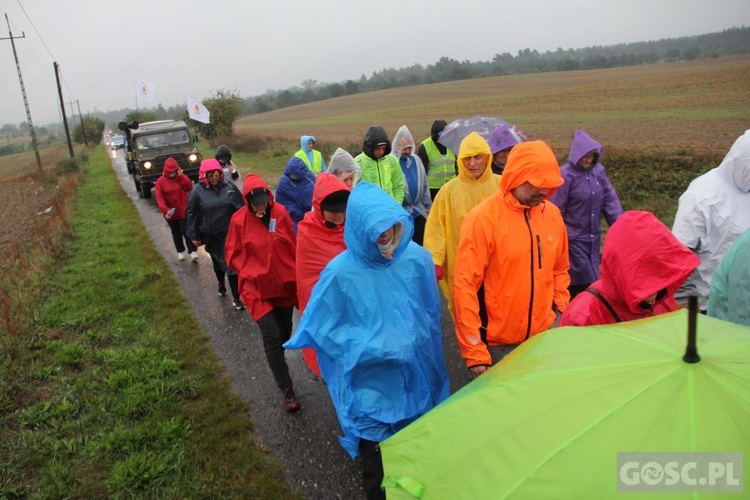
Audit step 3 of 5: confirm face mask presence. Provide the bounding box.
[377,235,394,252]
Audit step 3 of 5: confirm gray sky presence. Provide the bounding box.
[1,0,748,126]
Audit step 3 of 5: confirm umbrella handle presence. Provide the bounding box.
[682,294,701,363]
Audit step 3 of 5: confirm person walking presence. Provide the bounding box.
[559,211,699,326]
[453,140,570,376]
[487,124,524,175]
[417,119,457,199]
[274,155,317,233]
[154,157,199,261]
[294,135,326,174]
[392,125,432,245]
[214,145,241,181]
[296,173,351,376]
[285,182,449,499]
[226,173,301,412]
[326,147,362,188]
[186,159,245,309]
[423,132,501,319]
[550,129,623,298]
[672,129,750,311]
[355,126,405,203]
[708,228,750,327]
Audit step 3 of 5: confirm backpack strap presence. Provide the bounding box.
[582,288,622,323]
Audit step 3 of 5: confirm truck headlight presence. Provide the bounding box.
[143,161,152,170]
[188,154,198,163]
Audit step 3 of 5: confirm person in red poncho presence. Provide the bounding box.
[559,211,700,326]
[295,173,351,377]
[154,157,198,261]
[225,173,301,412]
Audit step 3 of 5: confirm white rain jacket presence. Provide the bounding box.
[672,130,750,309]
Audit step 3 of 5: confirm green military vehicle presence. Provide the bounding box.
[118,119,202,199]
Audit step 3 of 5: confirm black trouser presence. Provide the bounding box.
[412,215,426,246]
[209,253,240,302]
[255,306,294,391]
[167,218,197,254]
[358,439,385,500]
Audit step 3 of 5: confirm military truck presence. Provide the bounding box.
[118,119,202,199]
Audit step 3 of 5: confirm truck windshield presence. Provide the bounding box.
[135,130,191,150]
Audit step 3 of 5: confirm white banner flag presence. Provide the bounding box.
[136,80,155,101]
[186,95,211,124]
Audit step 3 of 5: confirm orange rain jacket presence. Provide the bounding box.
[453,141,570,368]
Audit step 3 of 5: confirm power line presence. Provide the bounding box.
[16,0,55,60]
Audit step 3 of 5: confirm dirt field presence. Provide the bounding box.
[0,145,72,259]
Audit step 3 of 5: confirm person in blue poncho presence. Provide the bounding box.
[275,155,317,233]
[284,182,450,500]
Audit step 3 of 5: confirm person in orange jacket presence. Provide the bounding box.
[453,140,570,377]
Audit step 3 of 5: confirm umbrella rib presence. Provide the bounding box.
[502,363,682,498]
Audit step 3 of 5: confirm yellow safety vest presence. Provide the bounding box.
[422,138,456,189]
[295,149,324,173]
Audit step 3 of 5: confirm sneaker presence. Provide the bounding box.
[233,300,246,311]
[283,387,301,412]
[190,251,199,261]
[177,252,186,261]
[217,282,227,297]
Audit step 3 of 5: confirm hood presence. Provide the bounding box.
[500,140,564,197]
[716,129,750,193]
[344,182,413,268]
[488,124,522,154]
[430,119,448,143]
[214,145,232,162]
[327,147,362,185]
[198,158,223,185]
[600,211,700,313]
[456,132,495,183]
[361,126,392,159]
[284,155,314,180]
[391,125,416,157]
[241,173,275,209]
[163,157,180,177]
[312,173,351,222]
[300,135,315,152]
[567,129,603,168]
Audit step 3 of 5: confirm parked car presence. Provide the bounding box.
[111,135,125,150]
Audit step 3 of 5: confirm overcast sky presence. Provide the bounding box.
[1,0,748,126]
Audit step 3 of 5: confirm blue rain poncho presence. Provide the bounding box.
[284,182,450,458]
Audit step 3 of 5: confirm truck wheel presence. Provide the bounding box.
[140,182,152,199]
[134,176,143,197]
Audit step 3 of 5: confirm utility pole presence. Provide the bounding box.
[76,99,88,146]
[2,14,42,172]
[53,62,74,158]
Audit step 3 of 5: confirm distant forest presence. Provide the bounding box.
[243,26,750,115]
[2,26,748,140]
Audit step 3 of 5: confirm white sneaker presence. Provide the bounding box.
[177,252,186,261]
[190,251,199,261]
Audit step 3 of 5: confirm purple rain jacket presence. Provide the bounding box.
[550,130,623,286]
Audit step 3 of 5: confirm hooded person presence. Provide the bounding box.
[214,144,240,181]
[274,155,317,233]
[294,135,326,174]
[417,119,457,199]
[186,159,245,308]
[550,129,623,298]
[284,182,450,499]
[354,126,406,203]
[391,125,432,245]
[560,211,700,326]
[326,147,362,188]
[296,173,352,377]
[423,132,501,319]
[487,124,524,175]
[154,157,198,261]
[708,228,750,327]
[672,129,750,311]
[225,173,301,412]
[453,140,570,376]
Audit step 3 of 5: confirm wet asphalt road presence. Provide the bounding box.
[107,150,472,499]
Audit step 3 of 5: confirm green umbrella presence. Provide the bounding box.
[381,309,750,499]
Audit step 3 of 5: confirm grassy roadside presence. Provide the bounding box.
[0,146,298,498]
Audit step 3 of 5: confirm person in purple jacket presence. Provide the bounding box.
[550,130,623,298]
